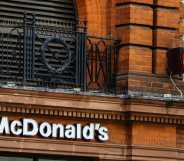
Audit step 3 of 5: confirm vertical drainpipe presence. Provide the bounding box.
[152,0,158,74]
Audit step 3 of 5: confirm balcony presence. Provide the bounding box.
[0,14,119,94]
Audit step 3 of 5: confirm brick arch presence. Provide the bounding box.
[76,0,112,36]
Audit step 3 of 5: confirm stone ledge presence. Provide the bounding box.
[0,88,184,124]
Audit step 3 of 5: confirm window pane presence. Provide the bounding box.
[0,156,32,161]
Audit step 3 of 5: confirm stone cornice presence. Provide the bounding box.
[1,101,184,125]
[0,88,123,112]
[0,102,125,121]
[129,112,184,125]
[0,88,184,109]
[0,88,184,124]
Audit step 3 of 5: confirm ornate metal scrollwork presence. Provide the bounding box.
[0,13,119,92]
[86,37,110,91]
[41,37,72,74]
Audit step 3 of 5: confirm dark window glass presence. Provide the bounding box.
[0,156,32,161]
[0,155,94,161]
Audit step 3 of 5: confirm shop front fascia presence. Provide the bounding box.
[0,88,184,160]
[0,88,126,161]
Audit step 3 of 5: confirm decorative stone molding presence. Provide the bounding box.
[130,113,184,125]
[0,88,184,124]
[0,102,125,121]
[1,101,184,125]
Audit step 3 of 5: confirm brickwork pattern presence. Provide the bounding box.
[77,0,182,95]
[116,0,180,94]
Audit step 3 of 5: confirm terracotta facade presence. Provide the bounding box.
[1,0,184,161]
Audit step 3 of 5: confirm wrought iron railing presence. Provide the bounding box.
[84,36,119,93]
[0,14,119,93]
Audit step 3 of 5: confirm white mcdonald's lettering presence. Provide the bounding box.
[0,117,109,142]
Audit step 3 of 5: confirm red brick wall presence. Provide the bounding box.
[76,0,113,36]
[77,0,182,95]
[133,123,176,147]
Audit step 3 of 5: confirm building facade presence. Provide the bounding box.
[0,0,184,161]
